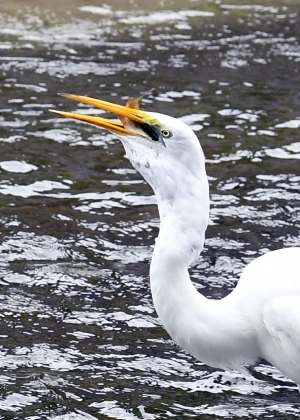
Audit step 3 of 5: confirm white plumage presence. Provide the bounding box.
[52,94,300,390]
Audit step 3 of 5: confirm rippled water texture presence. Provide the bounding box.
[0,0,300,418]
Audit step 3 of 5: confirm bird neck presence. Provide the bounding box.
[149,168,259,372]
[122,137,258,371]
[149,159,210,333]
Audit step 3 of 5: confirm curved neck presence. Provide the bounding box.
[120,130,259,372]
[149,167,258,371]
[150,167,210,332]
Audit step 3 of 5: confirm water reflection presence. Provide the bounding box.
[0,0,300,418]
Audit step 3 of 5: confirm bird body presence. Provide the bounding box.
[52,94,300,389]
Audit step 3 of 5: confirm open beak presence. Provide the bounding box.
[50,93,158,138]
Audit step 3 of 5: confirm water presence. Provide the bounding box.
[0,0,300,418]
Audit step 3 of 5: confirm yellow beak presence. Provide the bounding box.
[50,93,158,137]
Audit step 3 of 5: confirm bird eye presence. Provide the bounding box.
[161,129,172,138]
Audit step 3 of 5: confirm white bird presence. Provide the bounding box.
[51,93,300,390]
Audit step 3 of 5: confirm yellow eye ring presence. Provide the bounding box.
[161,129,172,138]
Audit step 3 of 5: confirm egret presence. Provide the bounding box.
[51,93,300,390]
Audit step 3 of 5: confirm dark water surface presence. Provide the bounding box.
[0,0,300,418]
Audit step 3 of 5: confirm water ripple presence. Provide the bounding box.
[0,0,300,418]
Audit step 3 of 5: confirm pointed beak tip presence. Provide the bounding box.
[49,109,60,115]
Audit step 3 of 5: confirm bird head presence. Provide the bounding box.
[50,93,207,193]
[50,92,170,145]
